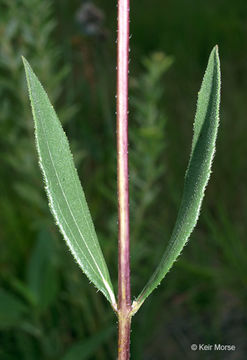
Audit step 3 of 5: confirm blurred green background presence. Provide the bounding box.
[0,0,247,359]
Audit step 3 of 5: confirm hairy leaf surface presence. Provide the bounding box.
[133,46,221,312]
[23,58,116,307]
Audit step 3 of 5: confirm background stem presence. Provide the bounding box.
[117,0,131,358]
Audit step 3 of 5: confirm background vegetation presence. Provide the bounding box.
[0,0,246,359]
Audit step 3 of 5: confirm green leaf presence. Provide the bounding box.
[23,58,116,308]
[0,288,28,329]
[133,46,221,312]
[27,230,59,312]
[62,326,115,360]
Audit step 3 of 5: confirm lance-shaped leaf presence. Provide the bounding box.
[133,46,221,313]
[23,58,116,308]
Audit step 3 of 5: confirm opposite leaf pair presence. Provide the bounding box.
[23,45,220,314]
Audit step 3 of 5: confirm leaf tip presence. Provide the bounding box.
[22,57,32,83]
[22,57,34,82]
[21,56,28,68]
[211,45,220,63]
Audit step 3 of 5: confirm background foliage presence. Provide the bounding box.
[0,0,246,359]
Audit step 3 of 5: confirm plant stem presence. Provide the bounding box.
[118,310,132,359]
[117,0,131,359]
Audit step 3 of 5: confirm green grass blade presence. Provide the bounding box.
[23,58,116,308]
[0,289,28,329]
[133,46,221,312]
[62,326,114,360]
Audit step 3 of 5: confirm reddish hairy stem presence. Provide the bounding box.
[118,312,132,359]
[117,0,130,307]
[117,0,131,358]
